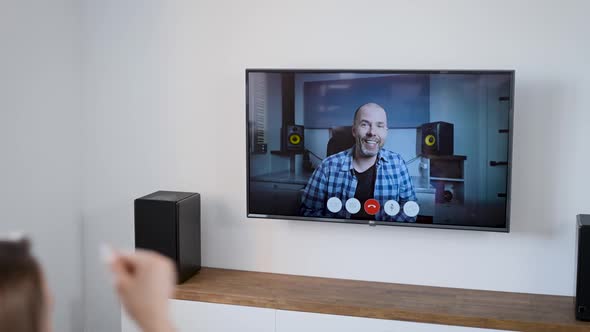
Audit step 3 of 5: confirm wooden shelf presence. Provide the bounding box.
[175,268,588,332]
[424,155,467,161]
[270,150,304,155]
[430,176,464,182]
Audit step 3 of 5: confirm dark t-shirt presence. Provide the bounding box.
[351,163,377,220]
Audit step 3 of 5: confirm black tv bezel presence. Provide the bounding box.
[245,69,515,233]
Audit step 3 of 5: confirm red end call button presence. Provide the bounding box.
[364,199,380,215]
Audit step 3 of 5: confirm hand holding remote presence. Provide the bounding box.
[105,247,177,332]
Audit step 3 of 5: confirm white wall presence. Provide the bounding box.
[0,1,83,332]
[81,0,590,331]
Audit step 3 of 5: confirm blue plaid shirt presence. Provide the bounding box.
[300,147,417,222]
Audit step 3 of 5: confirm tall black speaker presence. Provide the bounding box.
[576,214,590,320]
[135,191,201,283]
[416,121,454,156]
[282,124,304,152]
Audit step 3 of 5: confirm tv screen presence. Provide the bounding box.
[246,69,514,232]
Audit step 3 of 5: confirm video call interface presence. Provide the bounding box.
[247,70,513,230]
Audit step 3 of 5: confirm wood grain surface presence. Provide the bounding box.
[174,268,589,332]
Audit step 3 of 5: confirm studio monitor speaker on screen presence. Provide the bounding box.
[282,124,305,152]
[135,191,201,283]
[416,121,454,156]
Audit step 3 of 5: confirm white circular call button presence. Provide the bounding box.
[345,198,361,214]
[383,200,400,217]
[326,197,343,213]
[403,201,420,217]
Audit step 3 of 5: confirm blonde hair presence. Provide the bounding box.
[0,238,45,332]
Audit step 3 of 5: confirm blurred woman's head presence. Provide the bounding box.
[0,236,51,332]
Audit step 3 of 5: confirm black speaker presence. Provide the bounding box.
[576,214,590,320]
[282,124,304,152]
[135,191,201,283]
[416,121,454,156]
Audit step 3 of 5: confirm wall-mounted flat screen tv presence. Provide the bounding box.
[246,69,514,232]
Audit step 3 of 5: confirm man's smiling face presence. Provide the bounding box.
[352,103,388,158]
